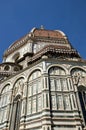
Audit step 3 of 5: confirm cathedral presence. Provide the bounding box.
[0,26,86,130]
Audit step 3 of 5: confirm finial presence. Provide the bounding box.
[40,25,44,29]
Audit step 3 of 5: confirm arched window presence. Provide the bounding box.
[10,95,21,130]
[71,68,86,123]
[10,78,24,130]
[49,66,71,110]
[27,70,42,114]
[0,84,12,124]
[78,86,86,123]
[4,65,10,71]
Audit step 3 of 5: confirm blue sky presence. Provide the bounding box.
[0,0,86,62]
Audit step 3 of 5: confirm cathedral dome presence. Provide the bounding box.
[3,27,81,63]
[5,27,67,53]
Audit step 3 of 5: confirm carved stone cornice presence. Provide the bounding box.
[33,37,68,44]
[27,45,81,65]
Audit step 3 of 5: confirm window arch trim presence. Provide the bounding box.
[70,66,86,74]
[13,77,25,89]
[27,69,42,81]
[48,66,66,76]
[1,84,11,94]
[47,64,68,75]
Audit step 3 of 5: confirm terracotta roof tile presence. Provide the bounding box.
[33,29,64,38]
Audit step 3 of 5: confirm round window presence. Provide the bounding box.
[4,65,10,71]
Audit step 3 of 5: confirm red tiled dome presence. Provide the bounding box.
[4,27,81,59]
[33,28,65,39]
[8,28,66,49]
